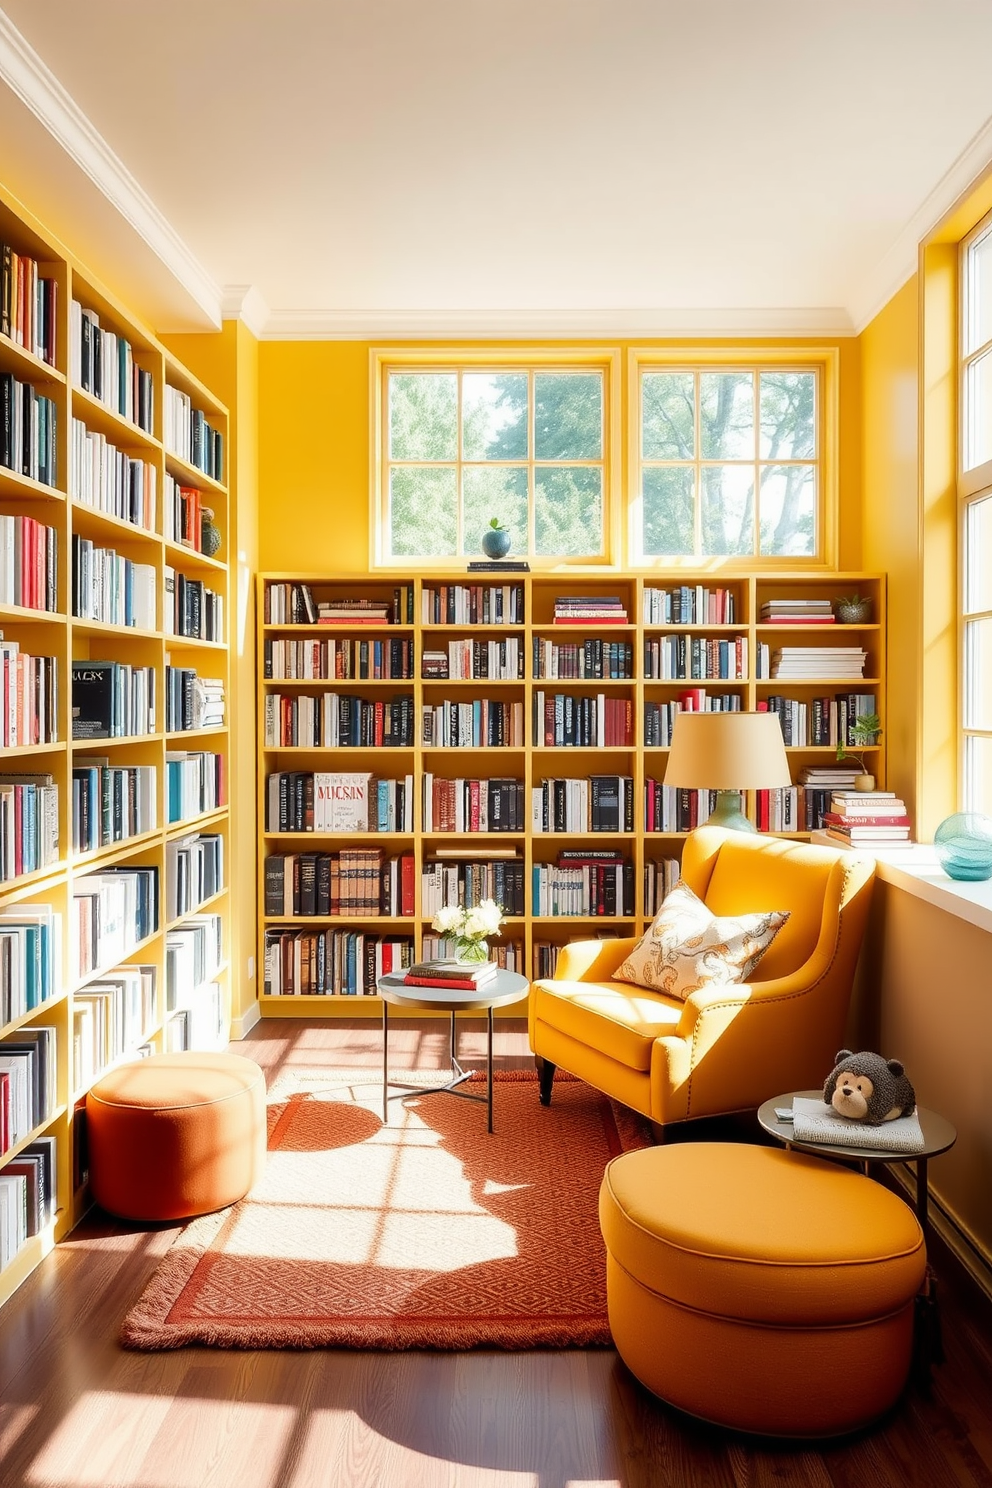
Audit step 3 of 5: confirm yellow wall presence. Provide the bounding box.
[257,338,864,573]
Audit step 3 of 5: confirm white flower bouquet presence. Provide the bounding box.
[431,898,505,963]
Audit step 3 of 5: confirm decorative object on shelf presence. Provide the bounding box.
[835,711,882,790]
[200,507,222,557]
[480,517,512,561]
[933,811,992,881]
[664,711,792,833]
[823,1049,916,1124]
[431,899,505,963]
[834,593,872,624]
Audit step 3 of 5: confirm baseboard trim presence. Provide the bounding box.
[229,1002,261,1041]
[889,1163,992,1303]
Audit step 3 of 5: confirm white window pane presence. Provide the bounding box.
[534,468,602,555]
[389,468,457,555]
[760,372,816,459]
[965,494,992,614]
[463,467,528,555]
[964,618,992,729]
[641,467,695,556]
[700,373,754,460]
[964,349,992,470]
[966,227,992,356]
[462,374,528,461]
[964,735,992,815]
[759,465,816,556]
[643,373,694,459]
[389,374,457,460]
[701,466,753,555]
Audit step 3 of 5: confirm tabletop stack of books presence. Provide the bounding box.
[814,789,912,849]
[553,596,628,625]
[760,598,835,624]
[402,959,499,992]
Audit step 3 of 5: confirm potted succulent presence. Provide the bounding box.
[834,592,872,624]
[836,712,883,790]
[481,516,512,560]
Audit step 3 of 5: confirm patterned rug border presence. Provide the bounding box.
[119,1070,650,1353]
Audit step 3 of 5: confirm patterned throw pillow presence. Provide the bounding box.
[612,880,789,1000]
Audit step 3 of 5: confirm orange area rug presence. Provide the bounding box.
[120,1070,652,1350]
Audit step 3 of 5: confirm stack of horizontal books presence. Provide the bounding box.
[402,959,498,991]
[760,597,835,624]
[553,596,627,625]
[813,789,912,848]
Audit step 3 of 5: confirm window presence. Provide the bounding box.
[631,352,834,564]
[959,214,992,813]
[374,351,618,566]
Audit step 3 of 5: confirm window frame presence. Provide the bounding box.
[370,347,622,571]
[627,347,839,570]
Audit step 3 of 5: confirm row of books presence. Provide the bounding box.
[643,634,749,681]
[532,856,636,917]
[166,751,224,824]
[0,774,59,882]
[164,668,225,733]
[0,373,58,488]
[264,850,414,918]
[644,857,681,916]
[265,771,410,834]
[165,832,224,922]
[644,694,742,746]
[163,387,223,482]
[72,968,156,1093]
[534,691,633,748]
[645,585,737,626]
[424,637,524,681]
[421,859,524,918]
[70,420,157,531]
[72,662,156,739]
[422,775,525,833]
[165,987,222,1052]
[71,866,159,980]
[71,762,158,854]
[532,775,635,834]
[70,301,154,433]
[71,537,156,629]
[1,246,57,364]
[645,782,719,835]
[263,636,414,681]
[553,595,627,625]
[754,787,802,833]
[0,1025,56,1148]
[421,583,524,626]
[760,692,877,747]
[0,514,57,612]
[164,570,224,643]
[263,691,414,749]
[0,1137,56,1269]
[0,904,60,1026]
[263,929,415,997]
[533,637,634,680]
[0,641,58,747]
[421,699,525,749]
[163,476,208,551]
[166,915,223,1013]
[767,646,868,680]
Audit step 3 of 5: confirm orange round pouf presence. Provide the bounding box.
[86,1052,267,1221]
[599,1142,927,1438]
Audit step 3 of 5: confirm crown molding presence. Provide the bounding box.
[221,284,270,339]
[850,112,992,333]
[257,304,855,341]
[0,10,222,327]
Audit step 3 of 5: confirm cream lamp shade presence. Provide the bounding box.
[663,711,792,832]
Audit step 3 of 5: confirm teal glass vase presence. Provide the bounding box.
[933,812,992,881]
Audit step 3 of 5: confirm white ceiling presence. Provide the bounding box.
[3,1,992,338]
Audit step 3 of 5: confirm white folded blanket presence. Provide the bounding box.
[790,1096,926,1154]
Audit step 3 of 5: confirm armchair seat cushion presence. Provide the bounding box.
[531,978,682,1072]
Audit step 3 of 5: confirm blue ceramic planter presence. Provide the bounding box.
[481,527,511,559]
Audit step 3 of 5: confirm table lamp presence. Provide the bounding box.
[664,711,792,833]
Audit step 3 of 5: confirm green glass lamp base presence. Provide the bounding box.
[706,790,757,833]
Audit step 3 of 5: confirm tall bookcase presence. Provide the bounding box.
[0,184,232,1307]
[256,569,885,1016]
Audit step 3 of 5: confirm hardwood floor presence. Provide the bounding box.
[2,1018,991,1488]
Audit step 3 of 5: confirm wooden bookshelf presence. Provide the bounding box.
[0,182,233,1307]
[255,570,886,1016]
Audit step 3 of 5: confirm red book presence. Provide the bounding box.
[402,975,492,991]
[400,852,415,917]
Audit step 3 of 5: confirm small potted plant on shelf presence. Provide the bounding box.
[481,517,512,560]
[834,592,872,624]
[836,712,883,790]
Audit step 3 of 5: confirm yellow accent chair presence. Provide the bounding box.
[529,826,876,1130]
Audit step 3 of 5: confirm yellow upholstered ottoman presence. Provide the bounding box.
[86,1051,267,1221]
[599,1142,926,1437]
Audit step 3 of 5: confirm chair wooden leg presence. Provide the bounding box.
[538,1058,556,1106]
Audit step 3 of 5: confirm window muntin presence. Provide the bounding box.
[636,365,820,561]
[960,215,992,812]
[382,363,608,563]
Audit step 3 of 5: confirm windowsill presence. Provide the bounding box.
[869,844,992,935]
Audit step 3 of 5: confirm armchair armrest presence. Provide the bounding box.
[548,937,639,983]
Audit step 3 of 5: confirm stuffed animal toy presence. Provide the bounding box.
[823,1049,917,1125]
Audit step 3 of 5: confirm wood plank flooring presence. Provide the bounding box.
[1,1018,991,1488]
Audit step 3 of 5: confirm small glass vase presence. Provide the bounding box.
[933,812,992,881]
[453,938,490,965]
